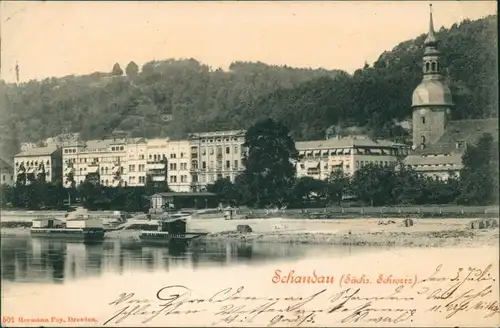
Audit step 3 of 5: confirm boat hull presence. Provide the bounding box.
[30,228,105,243]
[139,232,207,246]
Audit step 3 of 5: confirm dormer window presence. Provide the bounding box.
[431,62,436,72]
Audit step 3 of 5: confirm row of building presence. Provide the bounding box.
[2,7,497,192]
[6,131,411,192]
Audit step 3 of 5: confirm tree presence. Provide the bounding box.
[111,63,124,76]
[392,166,425,205]
[293,177,326,202]
[350,164,397,206]
[206,177,239,206]
[126,61,139,78]
[241,118,298,207]
[326,170,350,205]
[457,133,498,205]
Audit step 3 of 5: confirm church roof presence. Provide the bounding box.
[412,78,453,108]
[404,118,499,166]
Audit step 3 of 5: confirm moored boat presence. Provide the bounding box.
[139,212,207,246]
[30,207,105,243]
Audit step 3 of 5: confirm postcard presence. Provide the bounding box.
[0,1,498,327]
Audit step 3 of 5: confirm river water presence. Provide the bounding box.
[1,235,499,327]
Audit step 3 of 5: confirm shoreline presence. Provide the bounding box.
[2,217,498,248]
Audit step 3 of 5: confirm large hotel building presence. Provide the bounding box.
[12,129,408,191]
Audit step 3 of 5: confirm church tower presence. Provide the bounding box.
[411,4,453,149]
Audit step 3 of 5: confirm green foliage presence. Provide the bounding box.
[292,176,329,202]
[350,164,398,206]
[326,170,350,205]
[125,61,139,78]
[240,119,298,207]
[457,133,499,205]
[111,63,124,76]
[206,177,240,206]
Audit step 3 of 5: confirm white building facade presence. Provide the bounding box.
[295,136,409,180]
[146,138,191,192]
[188,130,246,191]
[62,138,145,188]
[14,146,62,184]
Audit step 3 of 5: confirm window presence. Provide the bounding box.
[170,163,177,170]
[181,175,187,183]
[180,163,187,170]
[234,146,239,154]
[120,146,124,151]
[225,147,230,154]
[431,62,436,72]
[105,179,109,186]
[139,154,144,160]
[202,161,206,169]
[425,62,430,72]
[180,152,184,158]
[421,116,426,124]
[112,147,115,151]
[226,160,231,169]
[421,135,426,144]
[234,160,238,169]
[170,176,177,183]
[356,161,359,168]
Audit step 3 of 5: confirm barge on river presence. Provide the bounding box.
[30,207,105,243]
[139,212,207,246]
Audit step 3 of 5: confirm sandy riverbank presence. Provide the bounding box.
[1,217,498,248]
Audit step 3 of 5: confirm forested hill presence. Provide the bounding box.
[236,15,498,141]
[0,15,497,160]
[0,61,342,158]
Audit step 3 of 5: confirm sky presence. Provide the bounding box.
[0,1,497,82]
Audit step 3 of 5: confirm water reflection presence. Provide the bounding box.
[0,236,354,284]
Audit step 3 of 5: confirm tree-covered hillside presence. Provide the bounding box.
[235,15,498,141]
[0,60,341,159]
[0,15,497,160]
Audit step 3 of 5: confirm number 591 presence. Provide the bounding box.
[2,316,15,324]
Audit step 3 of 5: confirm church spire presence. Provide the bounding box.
[421,4,441,76]
[425,4,437,46]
